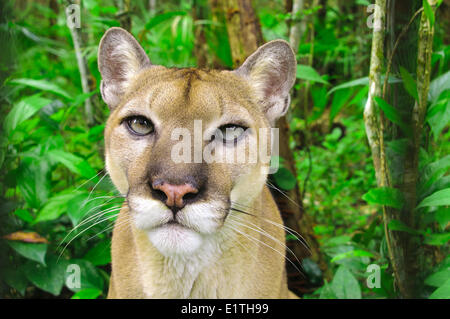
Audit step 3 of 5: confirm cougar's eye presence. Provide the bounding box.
[215,124,247,144]
[125,116,154,136]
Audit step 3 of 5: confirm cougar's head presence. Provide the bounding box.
[98,27,296,256]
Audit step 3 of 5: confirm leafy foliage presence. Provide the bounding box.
[0,0,448,299]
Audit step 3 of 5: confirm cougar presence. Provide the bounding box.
[97,27,299,298]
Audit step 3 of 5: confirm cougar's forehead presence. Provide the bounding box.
[114,67,263,128]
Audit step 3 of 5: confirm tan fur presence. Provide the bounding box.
[98,27,298,299]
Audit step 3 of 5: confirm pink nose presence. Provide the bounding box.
[152,182,199,208]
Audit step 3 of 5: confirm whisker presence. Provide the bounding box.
[75,169,105,191]
[230,202,311,253]
[229,214,304,271]
[226,219,303,275]
[266,180,301,209]
[58,208,123,260]
[86,213,131,242]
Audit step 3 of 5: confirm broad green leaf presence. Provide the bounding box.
[425,268,450,287]
[71,288,102,299]
[272,167,297,191]
[10,78,72,99]
[419,155,450,195]
[399,66,418,101]
[388,220,422,236]
[84,240,111,266]
[429,71,450,103]
[426,96,450,139]
[331,249,375,263]
[319,281,338,299]
[3,94,51,136]
[2,267,28,296]
[7,241,47,265]
[327,75,401,95]
[67,193,101,227]
[35,191,82,223]
[328,77,368,95]
[374,97,409,131]
[417,188,450,208]
[435,207,450,230]
[424,232,450,246]
[17,158,51,209]
[47,149,97,179]
[65,259,104,292]
[330,89,352,122]
[323,236,352,247]
[296,64,329,84]
[330,266,361,299]
[429,278,450,299]
[23,255,68,296]
[145,11,186,30]
[423,0,435,26]
[386,138,408,155]
[14,209,34,223]
[362,187,405,209]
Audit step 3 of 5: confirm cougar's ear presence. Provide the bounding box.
[98,27,151,109]
[234,40,296,125]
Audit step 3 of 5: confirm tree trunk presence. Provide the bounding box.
[115,0,132,32]
[67,0,95,126]
[364,0,437,298]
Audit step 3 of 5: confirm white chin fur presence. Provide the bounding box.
[130,196,224,255]
[147,224,203,256]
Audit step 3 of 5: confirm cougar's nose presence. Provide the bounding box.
[151,180,199,211]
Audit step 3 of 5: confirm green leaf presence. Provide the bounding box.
[319,281,337,299]
[435,207,450,230]
[17,158,51,209]
[429,71,450,103]
[374,97,409,132]
[67,193,98,227]
[362,187,405,209]
[14,209,34,223]
[35,191,82,223]
[296,64,329,84]
[399,66,419,101]
[65,259,104,292]
[84,240,111,266]
[425,268,450,287]
[3,94,51,136]
[429,278,450,299]
[47,149,97,179]
[330,89,352,122]
[388,220,422,236]
[426,96,450,139]
[7,241,47,265]
[327,75,401,95]
[330,266,361,299]
[2,267,28,296]
[423,0,435,26]
[417,188,450,208]
[145,11,187,30]
[23,255,68,296]
[272,167,297,191]
[424,232,450,246]
[419,155,450,195]
[10,78,72,99]
[71,288,102,299]
[328,77,369,95]
[331,249,375,263]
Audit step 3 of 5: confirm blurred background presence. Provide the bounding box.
[0,0,449,299]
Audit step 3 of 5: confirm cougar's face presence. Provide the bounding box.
[105,69,271,255]
[98,28,296,255]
